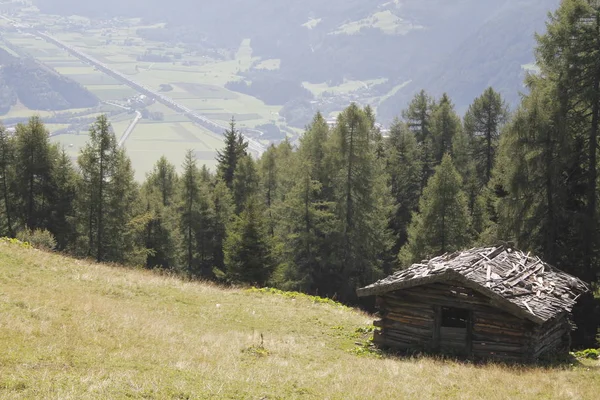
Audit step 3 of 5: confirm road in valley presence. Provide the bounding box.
[118,110,142,147]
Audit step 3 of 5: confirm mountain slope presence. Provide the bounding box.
[31,0,558,124]
[378,0,559,118]
[1,240,599,398]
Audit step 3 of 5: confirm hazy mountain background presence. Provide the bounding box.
[31,0,557,122]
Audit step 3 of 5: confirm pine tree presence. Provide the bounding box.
[451,125,485,236]
[275,116,336,293]
[494,77,572,269]
[104,148,145,264]
[0,125,15,237]
[327,104,392,301]
[13,116,55,230]
[403,90,435,144]
[385,119,422,259]
[224,194,274,285]
[534,0,600,281]
[177,150,214,277]
[431,93,462,165]
[49,148,78,251]
[141,156,178,269]
[216,117,248,189]
[146,156,178,208]
[464,87,509,186]
[178,150,201,273]
[212,180,234,274]
[400,155,471,265]
[259,145,278,236]
[76,115,120,262]
[232,155,259,214]
[403,90,436,190]
[492,0,600,281]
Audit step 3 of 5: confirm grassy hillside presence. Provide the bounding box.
[0,240,599,399]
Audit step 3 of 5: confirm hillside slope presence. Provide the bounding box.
[1,240,598,399]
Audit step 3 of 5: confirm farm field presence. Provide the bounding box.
[0,9,397,178]
[1,240,599,399]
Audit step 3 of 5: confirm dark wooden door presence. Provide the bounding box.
[434,306,472,356]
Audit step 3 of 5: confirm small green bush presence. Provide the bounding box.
[0,237,32,249]
[573,348,599,360]
[16,228,57,251]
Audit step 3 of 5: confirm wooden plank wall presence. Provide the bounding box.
[374,281,569,361]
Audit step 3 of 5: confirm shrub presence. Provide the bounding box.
[16,228,57,251]
[572,348,599,360]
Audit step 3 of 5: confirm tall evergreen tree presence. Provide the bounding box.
[212,180,234,274]
[534,0,600,282]
[494,77,573,269]
[177,150,214,277]
[76,115,121,262]
[178,149,201,273]
[49,148,78,251]
[403,90,436,190]
[141,156,178,269]
[275,116,336,293]
[399,155,471,265]
[385,119,422,260]
[431,93,462,164]
[232,155,259,214]
[0,125,15,237]
[464,87,509,186]
[259,145,278,236]
[104,148,144,264]
[13,116,56,230]
[224,194,274,285]
[216,118,248,189]
[492,0,600,282]
[327,104,392,301]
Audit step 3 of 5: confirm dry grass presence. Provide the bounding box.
[0,241,598,399]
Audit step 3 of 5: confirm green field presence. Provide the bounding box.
[0,11,402,179]
[1,240,599,399]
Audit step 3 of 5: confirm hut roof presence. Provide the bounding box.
[357,246,589,324]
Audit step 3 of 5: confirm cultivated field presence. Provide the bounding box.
[1,8,417,178]
[0,240,599,399]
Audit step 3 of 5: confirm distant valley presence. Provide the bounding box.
[0,0,558,178]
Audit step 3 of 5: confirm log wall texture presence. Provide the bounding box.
[374,281,570,361]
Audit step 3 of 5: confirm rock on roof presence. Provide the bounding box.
[357,245,589,324]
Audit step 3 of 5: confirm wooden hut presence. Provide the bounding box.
[357,246,589,362]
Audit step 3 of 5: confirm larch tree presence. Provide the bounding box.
[216,117,248,189]
[534,0,600,282]
[76,115,140,263]
[224,194,274,285]
[49,148,79,251]
[13,116,56,231]
[211,180,234,274]
[385,119,422,261]
[399,155,471,266]
[402,90,436,190]
[0,125,15,237]
[431,93,462,165]
[177,150,215,277]
[464,87,509,187]
[327,103,392,301]
[232,155,259,215]
[275,115,336,294]
[142,156,179,269]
